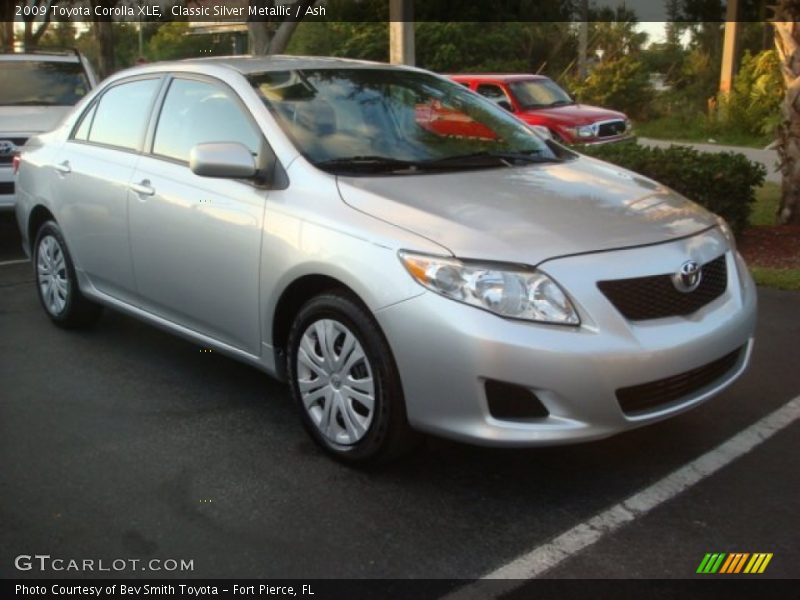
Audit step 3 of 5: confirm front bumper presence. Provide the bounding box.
[375,232,757,446]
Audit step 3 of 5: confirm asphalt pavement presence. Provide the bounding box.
[1,211,798,582]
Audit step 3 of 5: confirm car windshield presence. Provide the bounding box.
[0,60,90,106]
[508,78,574,109]
[248,68,563,174]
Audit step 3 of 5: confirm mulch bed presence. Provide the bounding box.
[738,225,800,269]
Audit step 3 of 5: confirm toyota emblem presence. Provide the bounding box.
[0,140,18,157]
[673,260,702,293]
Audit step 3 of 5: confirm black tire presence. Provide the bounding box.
[33,220,102,329]
[287,291,419,465]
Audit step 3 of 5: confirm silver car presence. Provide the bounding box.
[15,56,756,463]
[1,50,97,209]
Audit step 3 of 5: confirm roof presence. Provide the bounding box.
[178,54,411,74]
[448,73,549,82]
[0,51,81,63]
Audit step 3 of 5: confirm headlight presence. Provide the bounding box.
[717,217,736,252]
[398,252,580,325]
[566,125,594,139]
[530,125,552,139]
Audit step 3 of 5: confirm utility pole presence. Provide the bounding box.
[719,0,740,93]
[389,0,414,66]
[577,0,589,79]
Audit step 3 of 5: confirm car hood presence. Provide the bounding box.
[519,103,626,126]
[336,156,717,265]
[0,106,72,135]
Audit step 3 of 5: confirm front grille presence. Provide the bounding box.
[616,347,743,416]
[598,255,727,321]
[597,120,627,138]
[0,137,27,165]
[0,182,13,195]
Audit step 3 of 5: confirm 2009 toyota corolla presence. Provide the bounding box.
[15,56,756,463]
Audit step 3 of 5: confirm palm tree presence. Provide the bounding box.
[772,1,800,224]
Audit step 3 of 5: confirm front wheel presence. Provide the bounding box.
[287,292,418,464]
[33,221,102,328]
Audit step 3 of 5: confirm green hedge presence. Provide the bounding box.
[580,142,766,235]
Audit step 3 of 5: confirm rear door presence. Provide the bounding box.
[127,75,268,354]
[54,76,162,302]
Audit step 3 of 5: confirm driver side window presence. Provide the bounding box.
[152,78,261,164]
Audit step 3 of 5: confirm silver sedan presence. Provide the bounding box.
[15,56,756,463]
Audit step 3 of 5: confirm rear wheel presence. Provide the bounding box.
[287,291,418,464]
[33,221,102,328]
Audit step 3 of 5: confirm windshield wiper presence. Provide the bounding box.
[424,151,562,167]
[547,100,575,107]
[314,155,422,172]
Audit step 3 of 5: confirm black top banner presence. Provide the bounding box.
[5,0,776,23]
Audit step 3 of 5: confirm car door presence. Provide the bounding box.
[127,75,268,354]
[54,76,162,302]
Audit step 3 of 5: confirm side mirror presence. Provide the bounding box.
[189,142,257,179]
[497,100,514,113]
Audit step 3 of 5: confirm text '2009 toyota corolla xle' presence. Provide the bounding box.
[15,56,756,464]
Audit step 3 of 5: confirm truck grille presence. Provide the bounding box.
[598,255,727,321]
[616,347,743,416]
[0,137,27,165]
[597,120,627,138]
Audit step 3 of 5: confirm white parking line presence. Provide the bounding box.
[0,258,29,267]
[443,395,800,598]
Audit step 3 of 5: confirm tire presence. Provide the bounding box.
[33,220,102,329]
[287,291,419,464]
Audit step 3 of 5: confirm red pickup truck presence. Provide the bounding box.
[449,74,633,145]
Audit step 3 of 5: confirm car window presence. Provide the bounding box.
[73,102,97,141]
[152,78,261,163]
[0,60,90,106]
[249,69,553,166]
[476,84,509,105]
[87,78,160,151]
[508,79,574,109]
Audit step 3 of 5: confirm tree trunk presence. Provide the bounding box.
[22,1,52,50]
[93,21,115,79]
[772,2,800,224]
[0,1,14,51]
[248,0,316,55]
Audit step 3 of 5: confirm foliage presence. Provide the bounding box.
[581,142,766,234]
[146,22,237,63]
[717,50,785,137]
[567,55,654,119]
[289,21,579,78]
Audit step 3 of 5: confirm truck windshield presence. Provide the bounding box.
[0,61,90,106]
[509,79,575,109]
[248,68,563,173]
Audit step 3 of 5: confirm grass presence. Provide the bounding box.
[750,267,800,291]
[746,182,800,291]
[636,116,773,149]
[750,182,781,226]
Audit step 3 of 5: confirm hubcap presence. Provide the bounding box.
[296,319,375,446]
[37,235,69,316]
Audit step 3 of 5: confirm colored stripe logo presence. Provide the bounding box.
[697,553,773,574]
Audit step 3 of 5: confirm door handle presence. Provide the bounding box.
[130,180,155,197]
[54,160,71,174]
